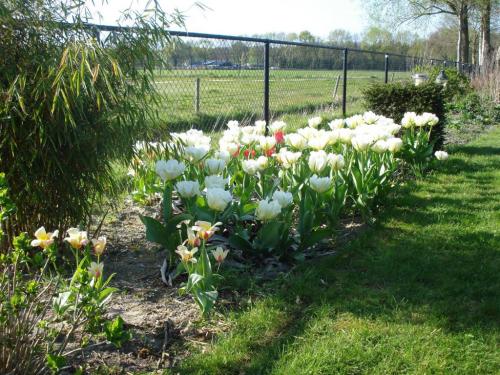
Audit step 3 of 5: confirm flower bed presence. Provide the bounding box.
[129,111,447,315]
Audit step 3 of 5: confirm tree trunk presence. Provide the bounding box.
[457,18,462,67]
[459,4,470,66]
[479,1,493,67]
[472,30,478,65]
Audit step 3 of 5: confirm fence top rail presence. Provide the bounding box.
[71,22,464,67]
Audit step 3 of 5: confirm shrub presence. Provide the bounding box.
[363,82,446,149]
[0,1,178,235]
[0,173,15,247]
[423,66,472,102]
[447,91,500,126]
[471,63,499,106]
[0,176,127,373]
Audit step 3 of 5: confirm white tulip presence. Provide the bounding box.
[155,159,185,181]
[345,115,364,129]
[175,180,200,198]
[310,175,332,193]
[256,156,269,170]
[223,130,241,144]
[255,199,282,221]
[272,190,293,208]
[242,159,260,175]
[219,141,239,155]
[386,137,403,152]
[259,136,276,152]
[325,130,339,145]
[205,158,226,174]
[353,124,388,141]
[308,116,322,128]
[386,123,402,135]
[206,188,232,212]
[187,129,211,148]
[173,129,211,148]
[363,111,379,124]
[134,141,146,151]
[422,113,439,126]
[328,119,345,129]
[184,146,209,162]
[327,153,345,171]
[401,112,417,128]
[270,120,287,133]
[371,139,389,153]
[286,133,308,150]
[254,120,267,135]
[227,120,240,130]
[276,149,302,168]
[308,150,328,173]
[308,130,329,150]
[338,128,354,143]
[351,135,373,151]
[434,150,449,160]
[416,112,439,127]
[414,115,428,127]
[375,116,394,126]
[215,150,231,163]
[298,127,319,140]
[241,133,259,145]
[241,125,257,135]
[205,175,228,189]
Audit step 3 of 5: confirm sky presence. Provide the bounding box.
[88,0,368,39]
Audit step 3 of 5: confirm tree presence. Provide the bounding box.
[477,0,499,66]
[298,31,316,43]
[365,0,471,66]
[327,29,358,47]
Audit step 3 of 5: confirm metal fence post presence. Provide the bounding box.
[342,48,348,118]
[384,55,389,84]
[92,26,101,45]
[263,41,270,133]
[195,78,200,114]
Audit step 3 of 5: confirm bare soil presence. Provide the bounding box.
[65,198,365,374]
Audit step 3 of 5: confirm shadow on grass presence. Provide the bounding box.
[449,145,500,156]
[176,131,500,374]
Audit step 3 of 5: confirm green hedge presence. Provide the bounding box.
[363,82,446,150]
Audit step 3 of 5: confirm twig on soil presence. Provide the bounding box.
[314,250,337,258]
[63,341,108,357]
[185,338,210,346]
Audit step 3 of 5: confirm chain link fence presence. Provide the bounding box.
[94,24,479,132]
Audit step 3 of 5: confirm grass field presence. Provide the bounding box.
[169,126,500,374]
[153,69,412,131]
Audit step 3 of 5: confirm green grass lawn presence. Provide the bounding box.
[170,126,500,374]
[154,69,411,131]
